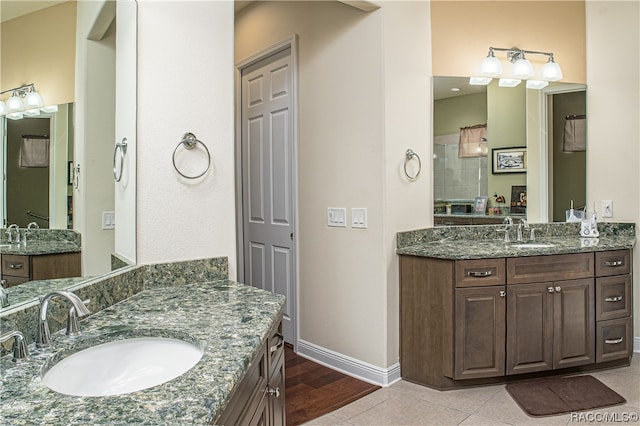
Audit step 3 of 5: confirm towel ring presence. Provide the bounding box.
[113,138,128,182]
[404,149,421,181]
[172,132,211,179]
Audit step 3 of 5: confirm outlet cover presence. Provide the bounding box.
[602,200,613,218]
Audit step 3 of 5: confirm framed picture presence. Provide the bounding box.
[492,147,527,174]
[474,196,488,214]
[510,185,527,214]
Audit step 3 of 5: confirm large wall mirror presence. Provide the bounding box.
[0,0,137,311]
[433,76,586,226]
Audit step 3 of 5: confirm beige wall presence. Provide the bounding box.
[431,1,586,84]
[1,1,76,106]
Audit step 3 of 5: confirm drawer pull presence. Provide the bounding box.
[547,286,555,293]
[499,290,506,298]
[268,386,281,398]
[555,286,562,293]
[604,296,623,302]
[270,333,284,354]
[604,260,623,267]
[605,337,624,345]
[467,271,492,278]
[8,263,24,270]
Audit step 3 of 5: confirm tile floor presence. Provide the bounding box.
[306,356,640,425]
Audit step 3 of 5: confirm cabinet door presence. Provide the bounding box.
[454,286,506,379]
[506,283,554,375]
[268,353,285,426]
[553,278,595,369]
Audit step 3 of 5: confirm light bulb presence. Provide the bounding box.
[541,59,563,81]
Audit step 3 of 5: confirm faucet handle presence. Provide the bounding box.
[496,228,511,243]
[530,228,539,241]
[66,299,91,338]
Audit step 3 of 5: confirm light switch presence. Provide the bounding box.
[351,208,367,228]
[102,211,115,230]
[327,208,346,227]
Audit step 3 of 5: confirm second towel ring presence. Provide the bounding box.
[172,132,211,179]
[404,149,421,181]
[113,138,128,182]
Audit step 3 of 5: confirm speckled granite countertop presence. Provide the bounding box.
[1,277,91,310]
[0,280,285,425]
[0,240,81,256]
[396,222,636,260]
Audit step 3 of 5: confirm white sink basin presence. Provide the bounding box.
[42,337,203,397]
[510,243,555,248]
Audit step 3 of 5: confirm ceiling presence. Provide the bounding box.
[433,76,487,100]
[1,0,68,22]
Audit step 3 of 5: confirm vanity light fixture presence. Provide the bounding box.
[0,83,50,120]
[471,47,563,89]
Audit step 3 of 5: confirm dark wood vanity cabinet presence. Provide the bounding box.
[1,253,81,287]
[216,315,285,426]
[400,250,632,390]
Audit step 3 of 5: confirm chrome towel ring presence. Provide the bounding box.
[113,138,128,182]
[404,149,421,181]
[172,132,211,179]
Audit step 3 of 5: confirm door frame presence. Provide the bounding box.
[235,34,300,350]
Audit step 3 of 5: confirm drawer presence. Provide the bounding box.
[596,275,632,321]
[507,253,593,285]
[454,258,505,287]
[1,255,30,279]
[595,250,631,277]
[596,317,632,363]
[1,275,30,287]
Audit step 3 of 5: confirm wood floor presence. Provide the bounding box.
[285,345,380,426]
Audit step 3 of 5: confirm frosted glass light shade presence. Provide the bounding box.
[0,100,7,115]
[7,112,24,120]
[469,77,492,86]
[526,80,549,90]
[541,60,563,81]
[512,58,534,79]
[480,56,503,77]
[25,90,44,109]
[7,93,24,112]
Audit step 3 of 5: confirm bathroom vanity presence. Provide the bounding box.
[397,223,635,390]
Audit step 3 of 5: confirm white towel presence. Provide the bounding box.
[563,117,586,152]
[20,138,50,167]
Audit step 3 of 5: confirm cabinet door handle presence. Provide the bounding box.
[555,286,562,293]
[605,337,624,345]
[547,286,555,293]
[270,333,284,354]
[604,260,623,267]
[268,386,281,398]
[8,263,24,269]
[604,296,623,302]
[467,271,492,277]
[499,290,506,298]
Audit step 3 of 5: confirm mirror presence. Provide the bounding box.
[433,76,586,226]
[0,0,136,312]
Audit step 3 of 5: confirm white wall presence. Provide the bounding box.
[585,1,640,339]
[136,1,236,276]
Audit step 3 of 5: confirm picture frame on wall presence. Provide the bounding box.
[492,147,527,174]
[510,185,527,214]
[474,196,488,214]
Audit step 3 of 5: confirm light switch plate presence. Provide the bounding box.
[351,208,367,228]
[102,211,115,230]
[327,208,346,227]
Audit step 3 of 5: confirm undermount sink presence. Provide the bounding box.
[42,336,203,397]
[510,243,555,248]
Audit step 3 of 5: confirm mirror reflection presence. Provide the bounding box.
[432,76,586,226]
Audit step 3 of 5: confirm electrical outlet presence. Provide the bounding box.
[602,200,613,218]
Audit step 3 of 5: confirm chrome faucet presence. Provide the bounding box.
[6,224,20,244]
[24,222,39,244]
[498,216,513,243]
[517,219,529,242]
[37,291,91,348]
[0,330,29,361]
[0,280,9,308]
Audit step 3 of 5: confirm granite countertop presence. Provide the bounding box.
[0,240,81,256]
[396,235,636,260]
[0,279,285,425]
[1,277,92,311]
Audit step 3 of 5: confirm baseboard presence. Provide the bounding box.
[296,339,401,387]
[634,336,640,353]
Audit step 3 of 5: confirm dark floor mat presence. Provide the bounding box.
[505,375,626,417]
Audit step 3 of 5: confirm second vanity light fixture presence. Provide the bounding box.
[0,83,56,120]
[470,47,563,89]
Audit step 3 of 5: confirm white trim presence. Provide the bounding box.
[634,336,640,353]
[297,339,401,387]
